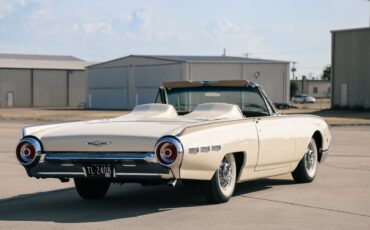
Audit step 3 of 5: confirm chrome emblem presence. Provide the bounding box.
[85,140,112,147]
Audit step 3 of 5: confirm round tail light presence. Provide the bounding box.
[155,137,183,166]
[16,138,42,166]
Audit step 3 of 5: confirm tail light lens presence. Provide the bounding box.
[16,137,42,166]
[155,137,183,166]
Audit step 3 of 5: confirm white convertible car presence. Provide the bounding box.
[16,80,331,203]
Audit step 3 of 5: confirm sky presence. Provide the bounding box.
[0,0,369,78]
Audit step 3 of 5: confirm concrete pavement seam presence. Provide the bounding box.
[241,195,370,218]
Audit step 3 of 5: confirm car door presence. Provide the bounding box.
[254,115,295,171]
[239,86,295,171]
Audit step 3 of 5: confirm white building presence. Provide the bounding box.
[292,80,331,98]
[0,54,94,108]
[87,55,290,109]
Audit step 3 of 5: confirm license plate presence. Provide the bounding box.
[84,164,113,178]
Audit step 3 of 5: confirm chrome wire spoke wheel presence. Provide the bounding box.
[204,153,237,203]
[217,154,236,196]
[304,142,318,178]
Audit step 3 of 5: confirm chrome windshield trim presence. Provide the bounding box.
[44,153,155,160]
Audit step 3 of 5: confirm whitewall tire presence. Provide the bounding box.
[292,138,318,183]
[204,153,237,203]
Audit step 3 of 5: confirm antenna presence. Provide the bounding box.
[243,51,252,58]
[291,62,297,80]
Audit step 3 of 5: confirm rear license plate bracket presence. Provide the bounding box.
[83,164,113,178]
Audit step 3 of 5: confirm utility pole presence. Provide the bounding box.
[291,62,297,80]
[243,51,252,58]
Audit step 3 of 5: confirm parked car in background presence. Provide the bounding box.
[16,80,330,204]
[292,94,316,103]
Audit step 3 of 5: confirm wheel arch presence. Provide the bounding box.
[230,151,246,182]
[312,131,323,162]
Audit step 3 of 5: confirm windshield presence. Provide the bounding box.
[165,86,270,117]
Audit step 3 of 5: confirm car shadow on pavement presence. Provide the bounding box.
[0,178,293,223]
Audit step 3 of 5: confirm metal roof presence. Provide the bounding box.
[331,27,370,33]
[88,54,289,68]
[0,53,95,70]
[136,55,287,63]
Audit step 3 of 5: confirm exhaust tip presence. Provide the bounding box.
[168,179,177,188]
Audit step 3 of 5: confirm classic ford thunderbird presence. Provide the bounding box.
[16,80,331,203]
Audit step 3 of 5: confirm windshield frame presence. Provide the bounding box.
[162,85,275,117]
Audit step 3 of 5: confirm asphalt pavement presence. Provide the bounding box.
[0,121,369,229]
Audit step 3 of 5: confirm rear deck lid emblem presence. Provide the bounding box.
[85,140,112,147]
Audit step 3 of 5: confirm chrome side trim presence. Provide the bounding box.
[45,153,155,160]
[37,172,84,175]
[115,172,161,176]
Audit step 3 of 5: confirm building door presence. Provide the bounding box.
[341,83,348,107]
[7,92,14,107]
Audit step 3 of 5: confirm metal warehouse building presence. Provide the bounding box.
[0,54,94,108]
[87,55,290,109]
[331,27,370,109]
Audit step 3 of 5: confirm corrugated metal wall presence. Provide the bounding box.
[0,69,87,107]
[0,69,32,107]
[134,64,182,105]
[88,67,129,109]
[33,70,67,107]
[69,70,87,107]
[189,62,290,104]
[332,28,370,109]
[87,56,183,109]
[88,57,290,109]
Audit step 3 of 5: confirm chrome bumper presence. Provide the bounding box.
[25,152,174,180]
[320,148,329,162]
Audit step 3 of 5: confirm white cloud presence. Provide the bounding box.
[31,8,50,20]
[0,0,45,18]
[74,19,112,34]
[201,18,271,57]
[129,7,151,31]
[215,18,241,33]
[0,0,15,18]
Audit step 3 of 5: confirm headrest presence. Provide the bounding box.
[115,104,178,120]
[183,103,243,120]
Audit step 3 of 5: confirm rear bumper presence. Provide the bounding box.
[25,153,175,181]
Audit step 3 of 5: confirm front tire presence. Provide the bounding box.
[203,153,237,204]
[292,138,318,183]
[74,178,110,200]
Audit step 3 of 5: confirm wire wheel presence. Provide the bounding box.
[218,155,234,192]
[304,141,318,178]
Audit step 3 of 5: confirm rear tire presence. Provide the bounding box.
[74,178,110,200]
[292,138,318,183]
[203,153,237,204]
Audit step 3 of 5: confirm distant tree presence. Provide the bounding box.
[322,65,331,80]
[290,81,299,97]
